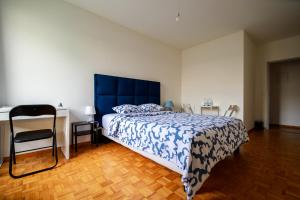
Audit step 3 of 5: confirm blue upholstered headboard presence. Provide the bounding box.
[94,74,160,125]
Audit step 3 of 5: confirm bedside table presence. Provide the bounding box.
[71,121,94,152]
[92,122,102,146]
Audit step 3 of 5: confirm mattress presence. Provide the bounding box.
[102,113,118,130]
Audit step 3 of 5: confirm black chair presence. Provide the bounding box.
[9,105,58,178]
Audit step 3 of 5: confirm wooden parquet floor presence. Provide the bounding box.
[1,127,300,200]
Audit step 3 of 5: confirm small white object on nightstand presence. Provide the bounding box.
[84,106,96,122]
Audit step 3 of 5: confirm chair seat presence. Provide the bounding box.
[15,129,53,143]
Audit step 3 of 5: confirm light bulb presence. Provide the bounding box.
[176,12,180,22]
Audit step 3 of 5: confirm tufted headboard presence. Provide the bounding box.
[94,74,160,125]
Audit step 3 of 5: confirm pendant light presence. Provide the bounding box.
[176,0,181,22]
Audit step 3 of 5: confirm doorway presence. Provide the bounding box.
[268,58,300,128]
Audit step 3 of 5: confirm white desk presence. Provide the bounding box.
[0,107,70,166]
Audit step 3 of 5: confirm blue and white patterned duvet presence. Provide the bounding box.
[108,111,249,199]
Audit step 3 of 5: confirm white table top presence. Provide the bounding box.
[0,106,68,113]
[201,105,219,108]
[0,107,12,113]
[0,107,69,122]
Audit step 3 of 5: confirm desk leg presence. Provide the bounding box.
[0,124,4,167]
[60,114,70,160]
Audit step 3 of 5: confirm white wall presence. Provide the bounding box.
[0,61,5,107]
[0,19,6,107]
[269,60,300,126]
[0,0,181,118]
[243,32,256,130]
[181,31,244,119]
[0,0,181,154]
[255,34,300,127]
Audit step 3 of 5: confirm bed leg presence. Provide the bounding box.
[234,147,240,155]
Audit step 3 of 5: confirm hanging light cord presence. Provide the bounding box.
[176,0,181,22]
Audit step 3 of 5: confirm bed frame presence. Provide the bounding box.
[101,129,182,174]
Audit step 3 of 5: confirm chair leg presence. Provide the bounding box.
[52,136,55,156]
[54,135,58,164]
[9,139,14,177]
[12,142,16,164]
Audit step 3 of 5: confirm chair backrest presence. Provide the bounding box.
[9,105,57,136]
[182,104,194,114]
[224,105,239,117]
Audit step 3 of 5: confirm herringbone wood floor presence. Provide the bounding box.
[1,127,300,200]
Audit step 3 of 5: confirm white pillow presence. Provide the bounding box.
[138,103,163,112]
[112,104,141,114]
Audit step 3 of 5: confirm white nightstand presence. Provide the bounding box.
[200,105,220,116]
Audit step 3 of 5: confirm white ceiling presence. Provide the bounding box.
[64,0,300,49]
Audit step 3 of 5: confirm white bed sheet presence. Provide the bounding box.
[101,113,183,175]
[102,113,118,130]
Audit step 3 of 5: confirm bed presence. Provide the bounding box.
[94,74,249,199]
